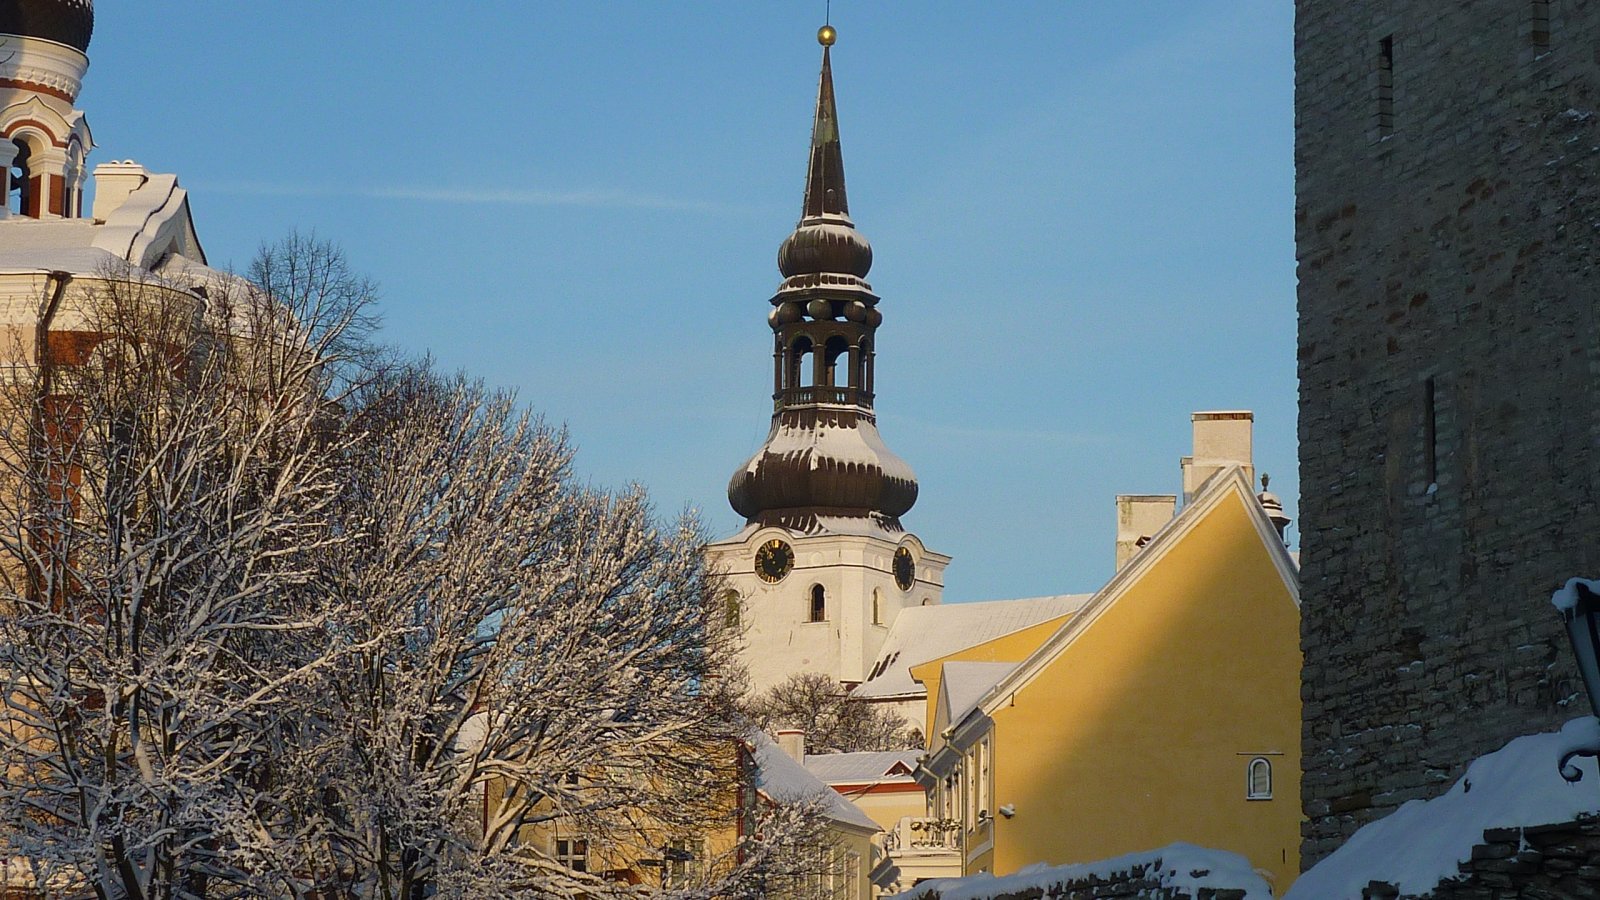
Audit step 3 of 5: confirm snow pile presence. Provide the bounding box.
[886,842,1271,900]
[1286,717,1600,899]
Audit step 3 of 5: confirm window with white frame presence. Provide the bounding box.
[1247,757,1273,800]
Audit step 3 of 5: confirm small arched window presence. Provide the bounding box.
[1247,757,1272,800]
[808,584,826,623]
[723,590,741,629]
[872,588,883,625]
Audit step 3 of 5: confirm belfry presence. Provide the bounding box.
[708,25,950,696]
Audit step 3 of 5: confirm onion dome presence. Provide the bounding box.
[0,0,94,52]
[729,408,919,531]
[773,33,876,303]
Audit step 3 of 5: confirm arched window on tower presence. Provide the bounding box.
[63,143,82,218]
[872,588,883,625]
[860,338,873,395]
[723,590,741,629]
[1246,757,1273,800]
[808,584,826,623]
[8,138,32,217]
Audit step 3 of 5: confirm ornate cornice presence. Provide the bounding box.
[0,34,87,102]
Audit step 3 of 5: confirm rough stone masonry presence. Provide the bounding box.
[1296,0,1600,870]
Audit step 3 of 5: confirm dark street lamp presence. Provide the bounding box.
[1557,580,1600,782]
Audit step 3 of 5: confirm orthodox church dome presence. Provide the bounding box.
[0,0,93,52]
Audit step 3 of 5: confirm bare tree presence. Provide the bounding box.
[0,237,837,899]
[294,363,839,898]
[746,672,915,755]
[0,237,374,899]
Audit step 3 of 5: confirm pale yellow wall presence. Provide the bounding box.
[910,615,1072,742]
[836,785,925,832]
[985,490,1301,892]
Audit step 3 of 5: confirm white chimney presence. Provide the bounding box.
[776,728,805,763]
[91,161,150,222]
[1116,494,1177,570]
[1180,411,1254,504]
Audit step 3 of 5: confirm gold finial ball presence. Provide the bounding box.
[818,24,837,46]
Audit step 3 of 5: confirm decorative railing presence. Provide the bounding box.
[879,816,961,854]
[774,386,874,410]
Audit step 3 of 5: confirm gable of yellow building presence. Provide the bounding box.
[916,467,1301,893]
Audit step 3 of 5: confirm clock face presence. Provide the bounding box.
[894,547,916,592]
[755,539,795,584]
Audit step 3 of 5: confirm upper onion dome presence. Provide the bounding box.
[0,0,94,52]
[778,221,872,280]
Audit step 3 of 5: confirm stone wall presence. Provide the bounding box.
[894,856,1252,900]
[1360,817,1600,898]
[1296,0,1600,867]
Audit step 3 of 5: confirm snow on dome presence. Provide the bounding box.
[1286,717,1600,899]
[0,0,94,52]
[728,406,918,524]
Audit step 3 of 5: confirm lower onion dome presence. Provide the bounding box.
[728,407,918,525]
[0,0,94,52]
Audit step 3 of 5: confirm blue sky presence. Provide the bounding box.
[82,2,1296,601]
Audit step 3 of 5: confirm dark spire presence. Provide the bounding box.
[802,42,849,220]
[727,24,918,536]
[775,27,874,300]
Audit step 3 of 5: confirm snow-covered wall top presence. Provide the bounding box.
[1286,716,1600,899]
[887,842,1271,900]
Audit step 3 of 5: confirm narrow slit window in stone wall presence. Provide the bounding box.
[1424,377,1438,486]
[1377,35,1395,137]
[1531,0,1551,47]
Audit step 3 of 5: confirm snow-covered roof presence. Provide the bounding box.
[888,841,1271,900]
[0,165,205,277]
[1286,716,1600,899]
[939,662,1018,728]
[853,595,1088,701]
[0,218,122,273]
[803,749,921,785]
[748,730,880,833]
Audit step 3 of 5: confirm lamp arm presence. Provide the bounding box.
[1560,745,1599,783]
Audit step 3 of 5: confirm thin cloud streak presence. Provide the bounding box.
[191,179,749,214]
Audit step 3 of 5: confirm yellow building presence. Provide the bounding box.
[492,729,879,898]
[912,415,1302,894]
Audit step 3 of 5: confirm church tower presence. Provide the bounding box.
[0,0,95,219]
[707,25,950,696]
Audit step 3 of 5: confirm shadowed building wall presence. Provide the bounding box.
[1296,0,1600,868]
